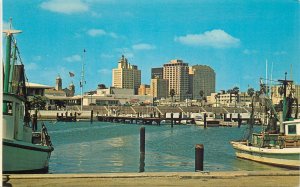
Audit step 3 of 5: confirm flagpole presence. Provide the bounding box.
[81,49,86,111]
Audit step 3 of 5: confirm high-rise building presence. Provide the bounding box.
[190,65,215,99]
[151,67,163,79]
[150,78,169,99]
[163,59,189,101]
[112,55,141,94]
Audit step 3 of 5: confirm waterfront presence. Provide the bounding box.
[46,122,286,173]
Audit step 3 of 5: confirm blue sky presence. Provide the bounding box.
[3,0,300,94]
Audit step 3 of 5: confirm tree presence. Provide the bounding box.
[28,95,48,110]
[247,87,255,97]
[199,90,204,106]
[233,87,239,107]
[170,89,175,105]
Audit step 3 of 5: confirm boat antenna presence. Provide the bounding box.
[80,49,86,111]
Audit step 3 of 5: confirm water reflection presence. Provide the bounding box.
[47,122,286,173]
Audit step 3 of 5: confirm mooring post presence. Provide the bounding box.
[171,113,174,128]
[195,144,204,171]
[140,127,145,153]
[74,112,77,121]
[56,112,59,120]
[238,113,241,128]
[32,109,38,131]
[230,113,232,121]
[204,113,207,128]
[139,127,146,172]
[90,110,94,124]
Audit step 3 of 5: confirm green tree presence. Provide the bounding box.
[28,95,48,110]
[247,87,255,97]
[170,89,175,105]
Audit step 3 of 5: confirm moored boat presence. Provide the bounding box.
[2,22,54,173]
[231,75,300,169]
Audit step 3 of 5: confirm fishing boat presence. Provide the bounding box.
[231,75,300,169]
[3,23,54,173]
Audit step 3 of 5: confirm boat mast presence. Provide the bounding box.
[3,19,21,112]
[80,49,86,111]
[8,40,17,93]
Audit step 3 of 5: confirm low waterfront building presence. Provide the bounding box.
[271,84,300,105]
[26,82,53,96]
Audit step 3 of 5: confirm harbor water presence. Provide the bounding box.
[45,122,286,173]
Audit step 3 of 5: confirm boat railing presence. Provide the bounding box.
[252,133,300,148]
[32,123,52,147]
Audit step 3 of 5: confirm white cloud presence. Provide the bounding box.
[91,11,102,18]
[243,49,258,55]
[175,29,240,48]
[100,54,114,58]
[87,29,118,38]
[33,56,42,61]
[26,63,38,70]
[40,0,89,14]
[274,51,287,56]
[64,54,82,62]
[97,68,111,75]
[132,43,156,50]
[87,29,106,36]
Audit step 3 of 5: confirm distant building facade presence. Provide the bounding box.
[150,78,169,99]
[138,84,151,95]
[112,55,141,94]
[190,65,215,99]
[163,59,189,101]
[151,67,163,79]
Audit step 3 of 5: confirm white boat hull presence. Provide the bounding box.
[3,139,53,173]
[231,141,300,169]
[195,120,220,127]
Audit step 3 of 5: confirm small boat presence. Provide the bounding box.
[194,112,220,127]
[3,23,54,173]
[231,75,300,169]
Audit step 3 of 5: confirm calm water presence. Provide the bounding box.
[44,121,285,173]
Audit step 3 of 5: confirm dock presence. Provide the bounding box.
[3,170,299,187]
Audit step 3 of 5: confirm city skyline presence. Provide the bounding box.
[3,0,300,95]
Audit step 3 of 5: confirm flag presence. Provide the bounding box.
[69,72,75,77]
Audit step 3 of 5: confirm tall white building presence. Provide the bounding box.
[112,55,141,94]
[190,65,215,99]
[163,59,189,101]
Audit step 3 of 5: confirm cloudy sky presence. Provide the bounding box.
[3,0,300,94]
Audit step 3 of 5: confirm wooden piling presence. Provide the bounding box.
[238,113,241,128]
[195,144,204,171]
[204,113,207,128]
[90,110,94,124]
[171,113,174,128]
[140,127,145,153]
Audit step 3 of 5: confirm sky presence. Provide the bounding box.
[3,0,300,95]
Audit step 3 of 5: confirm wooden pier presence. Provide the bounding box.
[97,115,195,125]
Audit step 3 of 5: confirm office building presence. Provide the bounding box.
[163,59,189,101]
[112,55,141,94]
[190,65,215,99]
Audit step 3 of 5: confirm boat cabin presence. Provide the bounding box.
[284,119,300,136]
